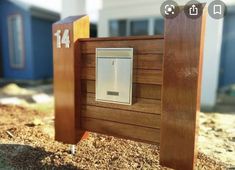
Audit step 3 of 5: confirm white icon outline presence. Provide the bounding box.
[164,4,175,15]
[189,4,198,16]
[214,4,222,15]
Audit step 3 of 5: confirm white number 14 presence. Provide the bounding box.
[54,29,70,48]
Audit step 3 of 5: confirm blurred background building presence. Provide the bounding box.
[0,0,60,80]
[0,0,234,110]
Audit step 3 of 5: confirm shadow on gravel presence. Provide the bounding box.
[0,144,79,170]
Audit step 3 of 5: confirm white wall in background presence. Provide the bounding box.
[86,0,102,22]
[200,0,235,107]
[61,0,102,22]
[61,0,86,19]
[201,16,224,108]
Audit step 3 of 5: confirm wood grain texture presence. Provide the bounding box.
[81,117,160,143]
[79,36,163,143]
[79,35,164,41]
[81,68,163,85]
[81,80,162,100]
[160,7,207,170]
[81,105,161,129]
[82,53,163,70]
[82,93,161,114]
[80,38,164,54]
[53,15,89,144]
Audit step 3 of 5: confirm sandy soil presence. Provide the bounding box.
[199,112,235,165]
[0,105,232,170]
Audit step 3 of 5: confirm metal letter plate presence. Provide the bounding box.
[96,48,133,105]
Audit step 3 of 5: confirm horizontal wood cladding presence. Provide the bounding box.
[79,35,164,41]
[82,93,161,114]
[81,105,161,129]
[79,36,164,143]
[81,117,160,143]
[82,53,163,70]
[81,80,162,100]
[80,37,163,85]
[80,38,164,54]
[81,68,163,85]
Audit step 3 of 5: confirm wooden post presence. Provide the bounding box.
[160,6,207,170]
[53,15,90,144]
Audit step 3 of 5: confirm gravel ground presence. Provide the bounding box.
[0,105,230,170]
[198,112,235,165]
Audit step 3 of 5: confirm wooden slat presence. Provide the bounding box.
[81,117,160,143]
[81,80,162,100]
[81,68,163,85]
[79,35,164,42]
[160,7,207,170]
[134,83,161,100]
[53,15,89,144]
[135,69,162,85]
[81,105,161,129]
[82,93,161,114]
[80,39,164,54]
[81,53,163,70]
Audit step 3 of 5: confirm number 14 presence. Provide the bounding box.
[54,29,70,48]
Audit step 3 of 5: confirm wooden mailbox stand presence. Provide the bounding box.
[53,7,206,170]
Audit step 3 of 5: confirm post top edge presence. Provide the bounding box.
[53,15,88,25]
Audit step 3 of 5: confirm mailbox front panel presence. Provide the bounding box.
[96,48,133,105]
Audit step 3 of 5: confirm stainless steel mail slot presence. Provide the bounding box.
[96,48,133,105]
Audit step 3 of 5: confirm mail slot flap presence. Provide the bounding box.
[96,48,133,58]
[96,48,133,105]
